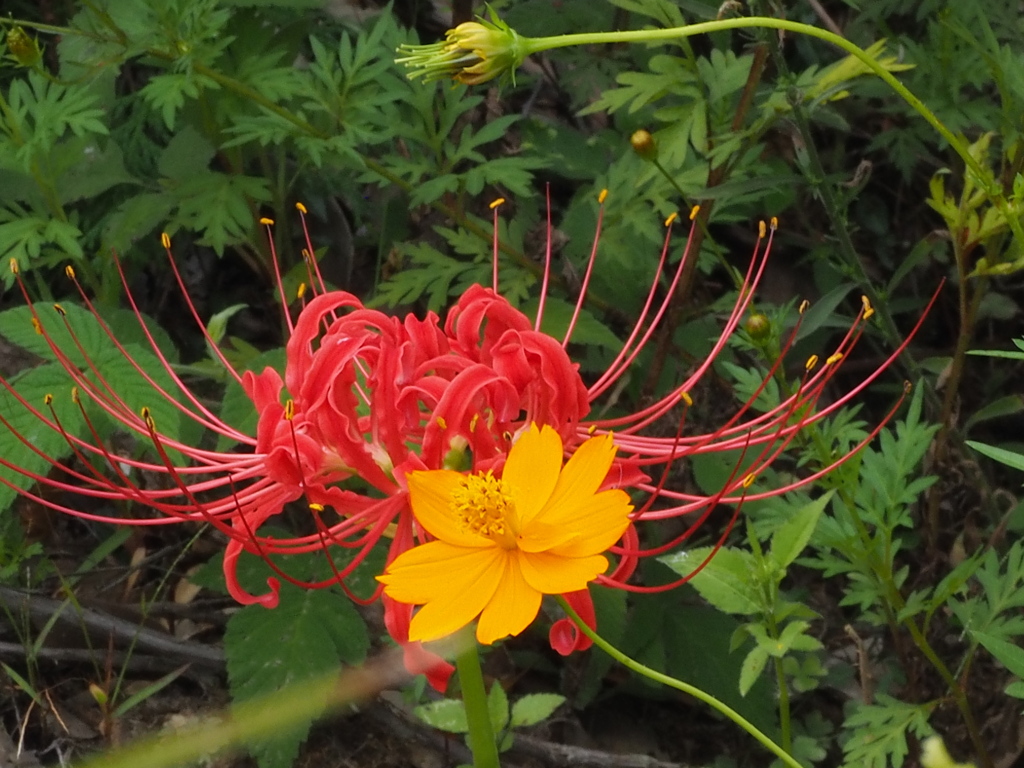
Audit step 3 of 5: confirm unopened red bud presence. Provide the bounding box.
[630,129,658,161]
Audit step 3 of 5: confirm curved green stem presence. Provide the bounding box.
[518,17,1023,250]
[556,596,805,768]
[455,631,501,768]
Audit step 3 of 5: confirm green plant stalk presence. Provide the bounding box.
[796,412,994,768]
[455,631,501,768]
[516,17,1024,250]
[556,596,805,768]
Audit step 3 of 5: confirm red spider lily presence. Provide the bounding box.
[0,192,935,676]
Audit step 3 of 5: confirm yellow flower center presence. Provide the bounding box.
[450,471,519,549]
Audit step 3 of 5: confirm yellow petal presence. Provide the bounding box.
[408,550,508,643]
[539,432,616,519]
[543,489,632,558]
[408,469,490,547]
[476,557,542,645]
[379,541,497,604]
[503,423,562,528]
[517,549,609,594]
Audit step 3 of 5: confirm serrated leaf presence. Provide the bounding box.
[510,693,564,728]
[0,363,86,511]
[414,699,469,733]
[770,492,832,570]
[225,584,369,768]
[661,547,760,615]
[738,644,770,696]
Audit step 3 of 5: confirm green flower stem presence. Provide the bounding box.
[455,631,501,768]
[556,596,806,768]
[518,17,1024,250]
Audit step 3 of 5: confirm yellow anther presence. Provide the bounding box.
[437,416,448,430]
[742,473,757,488]
[469,413,479,432]
[161,233,171,249]
[680,390,693,407]
[903,381,913,394]
[9,258,18,275]
[141,406,155,429]
[71,386,79,403]
[53,304,66,317]
[665,212,678,227]
[31,317,41,335]
[588,424,597,435]
[598,189,608,204]
[65,265,75,280]
[502,430,513,443]
[297,283,307,299]
[826,352,843,365]
[758,221,766,238]
[44,393,53,405]
[295,202,308,214]
[799,299,810,314]
[689,205,700,220]
[284,399,295,420]
[259,217,274,226]
[489,198,505,209]
[770,216,778,230]
[805,355,819,371]
[301,248,312,262]
[309,503,324,513]
[861,295,875,320]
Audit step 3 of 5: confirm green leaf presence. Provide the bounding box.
[0,363,86,511]
[488,682,510,734]
[169,172,272,255]
[217,348,286,451]
[661,547,760,615]
[414,699,469,734]
[509,693,565,728]
[524,296,623,350]
[56,141,137,205]
[770,492,833,570]
[841,695,933,768]
[966,440,1024,473]
[158,125,216,181]
[738,644,770,696]
[226,585,368,768]
[796,283,856,340]
[113,665,189,717]
[971,630,1024,678]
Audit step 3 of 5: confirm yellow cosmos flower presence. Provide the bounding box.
[378,424,632,646]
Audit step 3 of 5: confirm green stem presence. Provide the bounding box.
[556,597,805,768]
[455,631,501,768]
[518,17,1024,250]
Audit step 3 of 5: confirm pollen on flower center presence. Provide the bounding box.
[450,471,519,548]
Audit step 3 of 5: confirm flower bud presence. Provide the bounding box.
[395,10,525,86]
[6,27,42,68]
[744,312,771,342]
[630,129,658,161]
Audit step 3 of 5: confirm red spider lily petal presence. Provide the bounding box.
[550,589,596,655]
[0,190,936,685]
